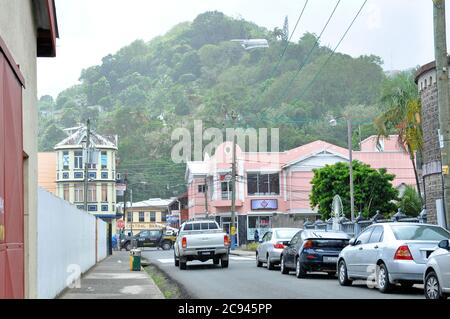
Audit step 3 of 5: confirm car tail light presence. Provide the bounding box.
[273,243,285,249]
[394,245,413,260]
[224,235,230,247]
[303,240,314,249]
[306,255,317,260]
[182,237,187,249]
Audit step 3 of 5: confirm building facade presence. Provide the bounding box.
[186,136,416,246]
[415,59,448,225]
[54,126,118,221]
[119,198,175,234]
[0,0,58,299]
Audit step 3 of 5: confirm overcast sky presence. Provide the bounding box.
[37,0,448,98]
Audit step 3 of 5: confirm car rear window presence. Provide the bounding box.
[311,239,349,248]
[183,223,193,231]
[183,222,218,231]
[390,225,450,241]
[275,229,298,240]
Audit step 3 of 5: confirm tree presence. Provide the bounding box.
[310,161,398,219]
[374,70,423,201]
[397,185,422,217]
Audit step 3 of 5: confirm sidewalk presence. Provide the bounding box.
[229,249,255,257]
[59,251,164,299]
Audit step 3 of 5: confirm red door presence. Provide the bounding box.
[0,50,24,299]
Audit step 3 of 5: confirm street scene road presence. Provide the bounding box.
[141,249,423,299]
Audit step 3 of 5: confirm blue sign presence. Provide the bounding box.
[251,199,278,210]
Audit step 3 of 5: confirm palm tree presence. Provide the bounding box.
[374,70,423,201]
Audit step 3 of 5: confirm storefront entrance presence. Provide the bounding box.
[247,215,272,242]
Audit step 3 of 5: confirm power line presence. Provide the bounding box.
[295,0,369,101]
[263,0,310,91]
[274,0,342,108]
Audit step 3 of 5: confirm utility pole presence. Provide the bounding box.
[230,110,238,249]
[434,0,450,229]
[347,118,355,222]
[84,119,91,211]
[204,177,209,218]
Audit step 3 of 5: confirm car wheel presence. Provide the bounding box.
[161,241,172,251]
[377,263,394,293]
[221,256,229,268]
[125,242,132,251]
[338,260,352,286]
[425,271,447,300]
[256,253,263,268]
[174,253,179,267]
[266,254,275,270]
[295,257,306,278]
[280,256,289,275]
[213,257,220,265]
[179,258,187,270]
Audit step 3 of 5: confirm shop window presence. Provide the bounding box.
[247,173,280,195]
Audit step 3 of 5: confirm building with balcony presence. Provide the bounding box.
[54,126,118,221]
[186,136,416,246]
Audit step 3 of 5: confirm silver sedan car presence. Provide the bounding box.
[424,239,450,299]
[256,228,301,270]
[338,222,450,293]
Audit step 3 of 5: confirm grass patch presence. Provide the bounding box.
[242,242,259,251]
[144,264,190,299]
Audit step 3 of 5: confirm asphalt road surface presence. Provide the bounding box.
[141,249,424,299]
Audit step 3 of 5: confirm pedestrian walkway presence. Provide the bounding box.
[59,251,164,299]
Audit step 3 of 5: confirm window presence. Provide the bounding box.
[247,173,280,195]
[62,151,69,170]
[127,212,132,222]
[74,185,84,202]
[290,233,301,245]
[62,172,69,179]
[356,228,374,245]
[139,231,149,238]
[74,151,83,169]
[390,225,450,241]
[74,172,83,179]
[63,184,69,201]
[368,226,384,243]
[88,172,97,179]
[198,184,206,193]
[101,205,108,212]
[101,151,108,169]
[88,185,97,202]
[88,205,97,212]
[150,211,156,222]
[101,184,108,202]
[161,212,167,222]
[183,223,193,231]
[101,172,108,179]
[139,212,145,222]
[221,181,233,199]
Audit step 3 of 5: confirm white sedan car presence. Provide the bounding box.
[424,239,450,299]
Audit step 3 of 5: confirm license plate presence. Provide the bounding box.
[199,251,213,256]
[323,256,338,263]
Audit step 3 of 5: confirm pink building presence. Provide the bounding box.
[185,135,416,245]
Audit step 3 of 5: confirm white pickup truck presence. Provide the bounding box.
[174,220,230,270]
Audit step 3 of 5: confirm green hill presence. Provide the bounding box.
[38,11,386,201]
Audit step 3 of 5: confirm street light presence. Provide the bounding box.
[330,116,355,222]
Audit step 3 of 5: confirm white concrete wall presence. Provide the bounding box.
[37,188,107,299]
[97,219,107,262]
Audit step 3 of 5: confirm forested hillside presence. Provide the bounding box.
[38,11,388,201]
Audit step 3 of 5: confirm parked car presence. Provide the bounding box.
[174,220,230,270]
[120,228,176,251]
[280,230,350,278]
[424,239,450,299]
[256,228,301,270]
[338,223,450,293]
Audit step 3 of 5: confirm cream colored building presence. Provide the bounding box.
[119,198,175,234]
[54,126,118,220]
